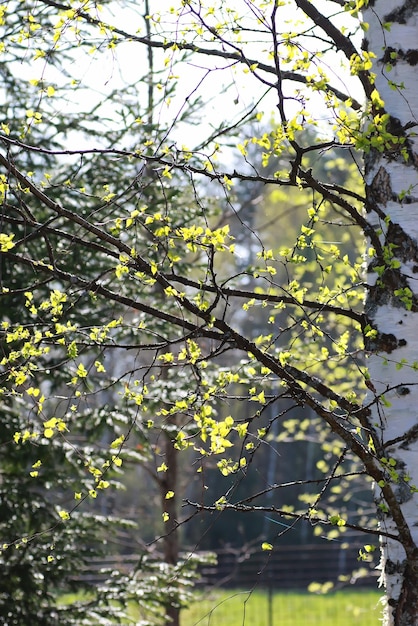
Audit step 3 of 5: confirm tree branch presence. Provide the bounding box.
[35,0,362,110]
[294,0,374,98]
[184,499,399,541]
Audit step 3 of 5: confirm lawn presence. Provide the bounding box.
[59,587,383,625]
[181,589,383,626]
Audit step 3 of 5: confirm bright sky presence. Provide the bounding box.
[15,0,365,151]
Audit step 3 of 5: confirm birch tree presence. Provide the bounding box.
[363,1,418,623]
[0,1,418,624]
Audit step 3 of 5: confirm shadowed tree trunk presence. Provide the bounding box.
[159,412,180,626]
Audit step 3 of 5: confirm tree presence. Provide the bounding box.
[362,1,418,622]
[0,2,208,625]
[0,1,418,624]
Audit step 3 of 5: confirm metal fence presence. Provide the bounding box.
[83,538,377,590]
[198,540,377,590]
[80,542,380,625]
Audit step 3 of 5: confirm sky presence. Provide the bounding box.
[12,0,365,152]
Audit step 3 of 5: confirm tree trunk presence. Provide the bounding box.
[160,413,180,626]
[363,1,418,624]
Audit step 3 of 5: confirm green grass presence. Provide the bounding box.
[59,587,383,625]
[181,589,383,626]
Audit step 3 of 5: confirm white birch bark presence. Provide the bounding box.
[363,1,418,624]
